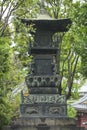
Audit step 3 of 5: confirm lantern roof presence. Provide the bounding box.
[21,1,71,32]
[21,18,71,32]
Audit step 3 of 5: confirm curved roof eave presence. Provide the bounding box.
[21,18,72,32]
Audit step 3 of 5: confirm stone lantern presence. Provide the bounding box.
[20,3,71,118]
[18,1,84,130]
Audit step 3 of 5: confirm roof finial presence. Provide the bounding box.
[37,0,52,19]
[40,0,44,7]
[40,0,45,14]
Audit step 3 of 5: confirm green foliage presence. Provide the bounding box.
[0,44,9,74]
[0,37,26,129]
[67,105,76,118]
[0,37,13,129]
[59,1,87,98]
[0,95,13,129]
[45,0,73,18]
[0,37,11,87]
[68,1,87,78]
[13,0,39,18]
[11,94,20,119]
[13,18,33,66]
[60,30,81,99]
[0,1,36,128]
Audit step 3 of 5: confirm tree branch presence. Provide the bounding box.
[0,0,25,37]
[66,55,79,99]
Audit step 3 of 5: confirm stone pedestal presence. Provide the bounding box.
[6,117,85,130]
[36,124,50,130]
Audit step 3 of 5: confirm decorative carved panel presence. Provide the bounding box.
[25,75,61,88]
[22,94,66,104]
[20,103,67,117]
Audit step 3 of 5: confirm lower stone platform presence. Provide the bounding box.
[4,117,85,130]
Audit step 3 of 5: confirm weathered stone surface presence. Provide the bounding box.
[25,75,61,88]
[4,117,85,130]
[20,103,67,118]
[21,94,66,104]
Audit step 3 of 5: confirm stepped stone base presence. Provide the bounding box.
[4,117,85,130]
